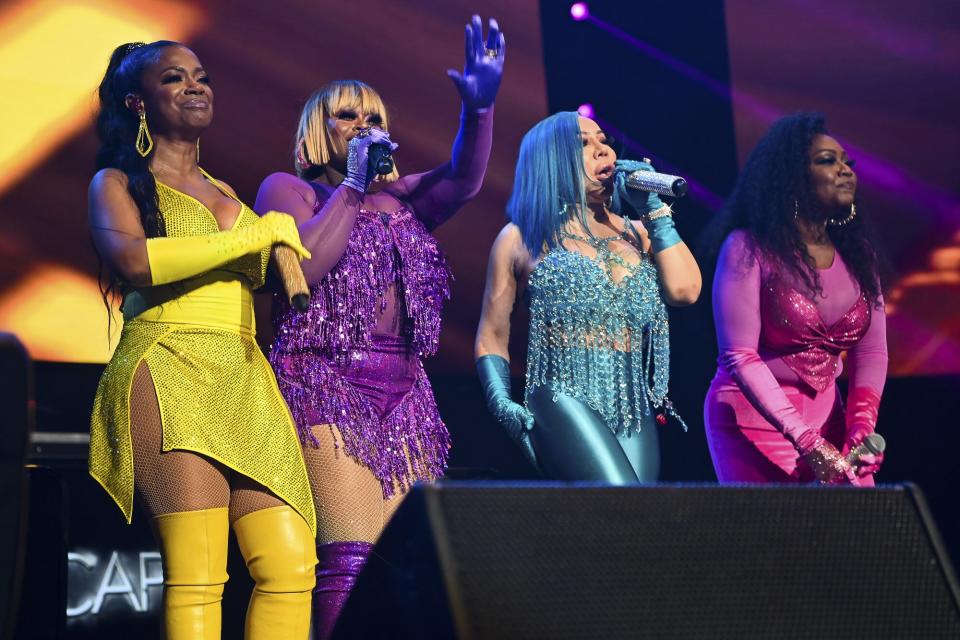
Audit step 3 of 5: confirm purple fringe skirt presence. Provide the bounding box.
[271,334,450,498]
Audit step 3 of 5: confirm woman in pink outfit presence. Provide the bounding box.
[704,113,887,486]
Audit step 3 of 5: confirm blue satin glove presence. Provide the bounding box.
[447,15,505,111]
[476,354,538,470]
[612,158,681,253]
[611,158,665,218]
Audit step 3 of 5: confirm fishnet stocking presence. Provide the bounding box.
[304,424,408,544]
[228,474,284,523]
[129,362,283,522]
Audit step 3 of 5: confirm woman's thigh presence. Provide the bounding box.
[527,386,640,485]
[130,362,231,517]
[302,424,405,544]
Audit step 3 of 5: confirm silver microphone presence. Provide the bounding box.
[845,432,886,466]
[624,169,688,198]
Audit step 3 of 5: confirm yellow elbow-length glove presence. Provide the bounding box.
[145,211,311,286]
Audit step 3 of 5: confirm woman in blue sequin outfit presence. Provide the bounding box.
[475,112,701,482]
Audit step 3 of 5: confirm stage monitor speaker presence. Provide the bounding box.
[14,467,66,640]
[336,482,960,640]
[0,333,33,640]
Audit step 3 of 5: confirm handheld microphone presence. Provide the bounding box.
[624,169,688,198]
[845,432,886,466]
[272,246,310,312]
[367,143,394,181]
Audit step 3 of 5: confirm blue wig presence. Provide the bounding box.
[506,112,587,255]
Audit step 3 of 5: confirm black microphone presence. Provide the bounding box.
[845,433,886,466]
[366,143,394,182]
[624,169,688,198]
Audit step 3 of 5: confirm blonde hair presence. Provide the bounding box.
[294,80,399,182]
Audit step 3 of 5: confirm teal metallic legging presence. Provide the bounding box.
[527,385,660,483]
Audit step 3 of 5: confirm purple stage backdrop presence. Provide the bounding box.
[725,0,960,375]
[0,0,957,376]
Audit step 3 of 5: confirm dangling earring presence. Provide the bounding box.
[295,140,311,171]
[135,107,153,157]
[793,200,800,220]
[195,139,201,164]
[826,202,857,227]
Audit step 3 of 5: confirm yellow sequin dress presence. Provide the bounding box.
[89,171,316,534]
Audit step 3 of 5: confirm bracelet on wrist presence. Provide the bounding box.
[643,203,673,222]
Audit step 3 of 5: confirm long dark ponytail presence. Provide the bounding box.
[95,40,179,238]
[93,41,179,337]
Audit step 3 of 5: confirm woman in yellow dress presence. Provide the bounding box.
[88,40,316,639]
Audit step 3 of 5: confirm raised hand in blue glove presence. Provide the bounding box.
[447,15,505,111]
[611,158,665,219]
[476,354,539,470]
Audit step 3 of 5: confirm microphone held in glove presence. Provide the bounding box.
[366,143,394,181]
[624,169,688,198]
[272,245,310,312]
[845,432,886,466]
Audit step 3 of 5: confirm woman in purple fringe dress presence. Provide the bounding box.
[253,15,504,639]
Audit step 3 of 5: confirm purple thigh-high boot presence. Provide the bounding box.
[312,541,374,640]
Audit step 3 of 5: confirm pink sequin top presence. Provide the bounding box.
[713,230,888,436]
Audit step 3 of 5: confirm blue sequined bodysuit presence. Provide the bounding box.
[525,223,680,434]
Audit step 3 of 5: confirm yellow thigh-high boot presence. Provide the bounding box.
[153,507,230,640]
[233,505,317,640]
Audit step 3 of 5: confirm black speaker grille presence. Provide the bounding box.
[428,484,960,640]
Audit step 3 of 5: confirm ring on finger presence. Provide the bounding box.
[484,47,498,59]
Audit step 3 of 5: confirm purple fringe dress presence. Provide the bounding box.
[270,205,453,497]
[269,106,493,498]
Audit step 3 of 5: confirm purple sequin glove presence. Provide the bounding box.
[341,128,397,194]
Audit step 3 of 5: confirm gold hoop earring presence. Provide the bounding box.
[135,109,153,157]
[826,202,857,227]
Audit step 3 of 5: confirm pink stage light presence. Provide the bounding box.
[570,3,589,21]
[577,103,595,118]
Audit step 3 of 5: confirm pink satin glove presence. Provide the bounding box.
[843,387,884,477]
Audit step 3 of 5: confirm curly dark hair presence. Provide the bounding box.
[703,112,884,307]
[95,40,180,237]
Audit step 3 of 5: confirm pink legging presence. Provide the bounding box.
[704,375,874,486]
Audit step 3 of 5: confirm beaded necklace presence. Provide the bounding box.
[525,221,685,433]
[558,223,647,282]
